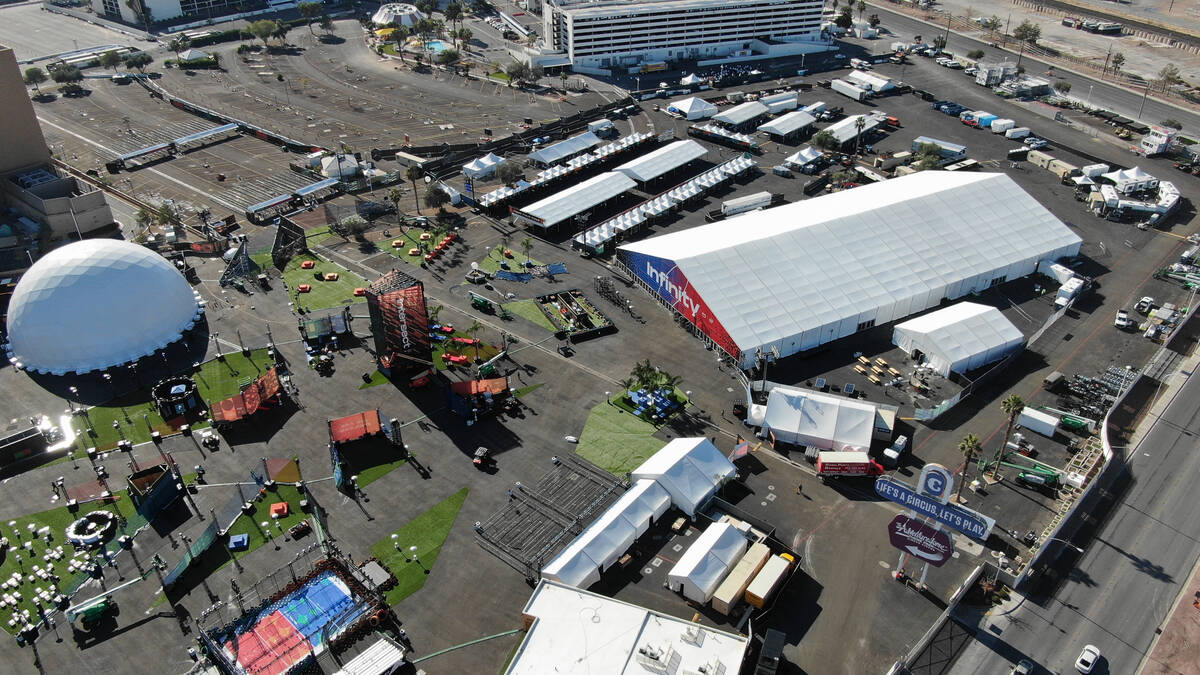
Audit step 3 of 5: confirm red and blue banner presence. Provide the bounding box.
[622,250,741,358]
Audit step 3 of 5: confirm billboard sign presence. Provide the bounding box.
[875,476,996,540]
[366,271,432,373]
[918,463,953,503]
[887,515,954,567]
[621,250,741,358]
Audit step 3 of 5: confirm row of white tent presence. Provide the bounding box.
[540,438,737,589]
[692,123,757,147]
[573,154,756,251]
[477,132,655,208]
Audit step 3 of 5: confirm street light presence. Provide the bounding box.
[1041,537,1084,554]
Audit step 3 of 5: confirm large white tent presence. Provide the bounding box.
[668,97,718,121]
[757,111,816,138]
[512,172,635,229]
[784,146,823,168]
[630,438,736,516]
[527,132,604,166]
[540,479,671,588]
[892,302,1026,376]
[371,3,423,27]
[823,114,880,146]
[617,172,1082,368]
[713,101,770,128]
[667,522,747,603]
[613,140,707,183]
[761,387,877,450]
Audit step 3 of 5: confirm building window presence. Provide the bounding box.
[101,0,121,18]
[857,319,875,331]
[989,276,1006,288]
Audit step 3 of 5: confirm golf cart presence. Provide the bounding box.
[473,446,494,469]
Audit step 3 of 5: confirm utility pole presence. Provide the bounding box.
[1139,80,1151,118]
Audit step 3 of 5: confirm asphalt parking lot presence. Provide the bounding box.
[0,3,146,63]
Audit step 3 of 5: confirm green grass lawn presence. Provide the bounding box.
[224,484,311,564]
[358,371,392,389]
[305,225,335,248]
[430,331,501,371]
[370,488,468,607]
[355,457,407,488]
[574,400,667,476]
[285,253,369,312]
[475,246,542,275]
[502,299,556,332]
[72,350,274,451]
[0,491,143,633]
[250,248,273,270]
[512,382,544,398]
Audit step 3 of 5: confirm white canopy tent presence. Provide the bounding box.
[614,140,707,183]
[540,538,602,589]
[462,152,507,179]
[713,101,770,128]
[761,387,876,450]
[845,70,895,92]
[758,111,816,138]
[630,438,736,516]
[513,172,635,229]
[1101,166,1158,194]
[680,73,703,86]
[784,146,823,167]
[321,155,359,179]
[177,48,212,62]
[618,172,1082,368]
[527,132,603,166]
[892,302,1025,376]
[668,97,718,121]
[667,522,747,603]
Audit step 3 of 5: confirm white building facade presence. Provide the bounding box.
[540,0,829,72]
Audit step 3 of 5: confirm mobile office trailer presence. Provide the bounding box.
[990,119,1016,134]
[830,79,869,102]
[1018,407,1060,438]
[1028,150,1055,168]
[722,191,774,217]
[815,451,885,479]
[874,151,912,170]
[911,136,967,162]
[746,554,794,608]
[711,542,771,615]
[1048,159,1080,181]
[1005,127,1032,140]
[1055,277,1085,308]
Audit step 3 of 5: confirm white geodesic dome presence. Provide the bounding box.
[371,3,424,27]
[6,239,201,374]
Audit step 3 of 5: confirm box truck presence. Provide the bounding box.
[722,191,774,217]
[712,542,771,615]
[816,451,885,479]
[831,79,869,102]
[1005,126,1031,140]
[746,554,795,608]
[882,435,909,468]
[1055,277,1085,308]
[1017,407,1060,438]
[990,119,1015,134]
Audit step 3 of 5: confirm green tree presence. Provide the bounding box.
[100,50,123,72]
[298,1,322,34]
[856,0,865,19]
[319,15,334,34]
[124,52,153,71]
[1054,80,1072,94]
[470,0,491,12]
[914,142,942,171]
[868,13,880,27]
[520,236,533,264]
[835,6,853,29]
[967,49,985,60]
[271,20,291,44]
[60,82,84,97]
[424,184,450,212]
[1158,63,1182,91]
[466,319,482,362]
[428,304,443,324]
[932,34,947,50]
[435,48,460,65]
[982,16,1003,32]
[497,161,522,185]
[405,164,424,213]
[955,434,981,503]
[391,25,410,62]
[992,394,1025,478]
[1161,118,1183,130]
[50,65,83,84]
[1110,51,1125,75]
[388,187,404,232]
[1013,20,1041,45]
[811,130,838,151]
[505,60,532,86]
[168,36,190,56]
[23,67,46,93]
[853,115,867,156]
[444,2,463,32]
[248,19,277,47]
[135,208,153,230]
[455,27,473,50]
[156,202,177,226]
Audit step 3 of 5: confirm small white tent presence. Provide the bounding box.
[680,73,702,86]
[462,152,506,179]
[892,302,1025,377]
[631,438,736,516]
[320,155,359,179]
[667,522,747,603]
[1101,166,1158,194]
[761,387,876,451]
[668,97,718,121]
[177,48,212,62]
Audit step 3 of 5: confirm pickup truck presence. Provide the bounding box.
[1114,309,1132,328]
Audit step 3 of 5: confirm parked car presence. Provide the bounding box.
[945,61,963,69]
[1114,309,1132,328]
[1135,296,1155,314]
[1075,645,1100,673]
[1025,137,1049,149]
[1011,660,1035,675]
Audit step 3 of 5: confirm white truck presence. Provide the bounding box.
[882,435,909,467]
[1055,277,1085,308]
[1139,125,1177,156]
[722,191,773,217]
[830,79,870,102]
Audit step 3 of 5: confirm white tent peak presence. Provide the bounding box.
[631,438,736,516]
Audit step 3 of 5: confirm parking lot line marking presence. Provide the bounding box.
[655,553,677,565]
[795,499,854,547]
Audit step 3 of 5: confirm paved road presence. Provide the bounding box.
[866,3,1200,137]
[950,365,1200,675]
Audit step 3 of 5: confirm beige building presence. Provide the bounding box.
[0,45,116,273]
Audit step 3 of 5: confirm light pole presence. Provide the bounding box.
[1040,537,1084,554]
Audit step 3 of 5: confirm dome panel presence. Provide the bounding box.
[6,240,201,374]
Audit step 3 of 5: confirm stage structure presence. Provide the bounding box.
[365,269,432,377]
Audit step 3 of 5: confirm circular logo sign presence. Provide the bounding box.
[918,463,953,503]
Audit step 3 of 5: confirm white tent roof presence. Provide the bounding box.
[321,154,358,178]
[845,70,894,91]
[614,140,707,182]
[713,101,770,127]
[6,240,200,374]
[824,114,880,144]
[177,48,211,62]
[608,479,671,534]
[759,91,799,113]
[508,580,749,675]
[371,3,423,26]
[892,302,1025,376]
[758,111,816,137]
[680,73,702,85]
[618,172,1082,366]
[1101,166,1158,193]
[762,387,876,450]
[527,132,603,165]
[514,172,635,228]
[462,152,506,178]
[785,146,823,166]
[669,97,718,120]
[667,522,747,603]
[630,438,735,516]
[540,539,602,588]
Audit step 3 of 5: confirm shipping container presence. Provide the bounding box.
[1018,407,1060,438]
[830,79,869,102]
[712,542,771,615]
[746,555,793,608]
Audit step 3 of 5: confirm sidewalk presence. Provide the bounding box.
[1142,554,1200,675]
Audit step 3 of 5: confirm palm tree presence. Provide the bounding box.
[992,394,1025,477]
[467,319,482,362]
[405,165,424,214]
[428,304,443,324]
[392,25,410,63]
[520,237,533,266]
[853,115,867,156]
[955,434,981,503]
[388,187,404,234]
